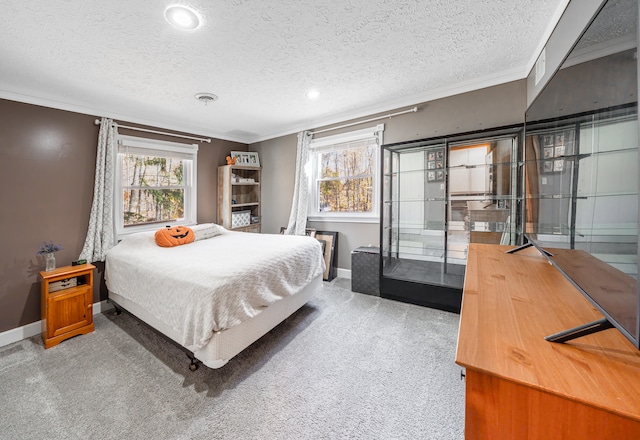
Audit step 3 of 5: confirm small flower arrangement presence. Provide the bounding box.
[37,241,63,255]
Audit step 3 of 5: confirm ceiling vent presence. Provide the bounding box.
[195,93,218,105]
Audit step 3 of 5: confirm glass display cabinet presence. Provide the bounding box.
[381,128,521,312]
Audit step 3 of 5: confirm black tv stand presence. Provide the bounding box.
[545,317,615,343]
[506,241,553,257]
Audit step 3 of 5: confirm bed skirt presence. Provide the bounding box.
[108,275,323,369]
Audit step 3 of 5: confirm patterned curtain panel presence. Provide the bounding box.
[285,130,313,235]
[79,117,117,262]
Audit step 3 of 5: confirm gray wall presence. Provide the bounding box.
[250,79,528,270]
[0,99,246,333]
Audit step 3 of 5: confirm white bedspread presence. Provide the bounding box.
[105,227,325,351]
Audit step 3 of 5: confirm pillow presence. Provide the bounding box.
[154,226,195,247]
[192,223,224,241]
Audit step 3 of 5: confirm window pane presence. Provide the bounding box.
[121,153,186,226]
[320,142,375,178]
[318,177,373,213]
[122,155,183,187]
[123,188,185,226]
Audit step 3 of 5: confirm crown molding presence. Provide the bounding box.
[0,90,249,144]
[249,66,528,144]
[2,63,530,147]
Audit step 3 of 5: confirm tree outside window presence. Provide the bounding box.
[121,154,185,226]
[317,141,375,213]
[115,135,197,237]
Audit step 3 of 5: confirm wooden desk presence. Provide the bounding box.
[456,244,640,439]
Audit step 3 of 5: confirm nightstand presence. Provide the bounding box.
[40,263,95,349]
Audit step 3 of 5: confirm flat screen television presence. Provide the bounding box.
[522,0,640,349]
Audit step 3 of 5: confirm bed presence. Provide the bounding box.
[104,224,325,369]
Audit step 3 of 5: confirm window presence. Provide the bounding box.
[116,135,198,237]
[308,124,383,222]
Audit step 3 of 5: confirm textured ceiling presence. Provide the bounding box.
[0,0,568,143]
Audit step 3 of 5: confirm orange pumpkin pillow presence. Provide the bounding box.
[154,226,195,247]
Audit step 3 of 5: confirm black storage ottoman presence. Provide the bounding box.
[351,246,380,296]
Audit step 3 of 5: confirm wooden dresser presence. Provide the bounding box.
[456,243,640,439]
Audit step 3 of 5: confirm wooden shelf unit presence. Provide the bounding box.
[218,165,261,233]
[456,243,640,439]
[40,263,95,349]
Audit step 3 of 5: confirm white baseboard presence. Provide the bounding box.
[337,268,352,279]
[93,299,115,314]
[0,320,41,349]
[0,300,114,348]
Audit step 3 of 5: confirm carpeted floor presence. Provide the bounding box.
[0,278,465,440]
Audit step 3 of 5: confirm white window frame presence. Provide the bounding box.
[115,135,198,238]
[307,124,384,223]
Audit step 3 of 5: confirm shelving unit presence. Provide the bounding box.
[218,165,261,233]
[40,263,95,349]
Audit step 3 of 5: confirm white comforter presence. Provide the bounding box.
[105,226,325,351]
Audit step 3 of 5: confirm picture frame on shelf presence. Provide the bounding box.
[553,159,564,172]
[230,151,260,167]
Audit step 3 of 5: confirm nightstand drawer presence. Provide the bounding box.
[49,277,78,293]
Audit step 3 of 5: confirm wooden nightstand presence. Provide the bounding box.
[40,263,95,349]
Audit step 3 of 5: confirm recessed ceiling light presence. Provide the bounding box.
[165,5,202,31]
[195,93,218,105]
[305,89,320,100]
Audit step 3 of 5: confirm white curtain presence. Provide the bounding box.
[79,117,117,262]
[285,130,313,235]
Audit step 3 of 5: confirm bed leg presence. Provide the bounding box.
[113,304,122,315]
[188,355,201,371]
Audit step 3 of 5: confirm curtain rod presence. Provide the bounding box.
[94,119,211,143]
[309,106,418,136]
